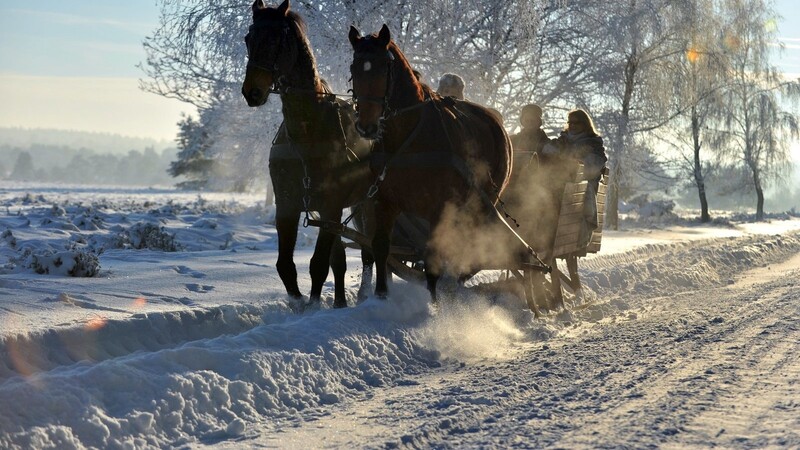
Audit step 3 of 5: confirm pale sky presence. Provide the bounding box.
[0,1,193,141]
[0,1,799,144]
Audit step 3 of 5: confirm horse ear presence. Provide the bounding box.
[349,26,361,46]
[378,24,391,47]
[252,0,265,13]
[278,0,290,16]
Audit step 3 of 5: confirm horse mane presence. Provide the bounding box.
[386,41,425,105]
[255,6,322,92]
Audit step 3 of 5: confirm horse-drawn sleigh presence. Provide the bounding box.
[241,0,606,316]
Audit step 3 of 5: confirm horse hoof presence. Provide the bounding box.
[333,299,348,309]
[375,291,388,300]
[301,297,321,312]
[286,294,307,313]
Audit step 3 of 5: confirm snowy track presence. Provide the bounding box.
[216,236,800,449]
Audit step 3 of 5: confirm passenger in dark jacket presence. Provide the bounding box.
[509,104,550,177]
[542,109,608,240]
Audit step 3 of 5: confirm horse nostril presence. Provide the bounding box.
[250,87,263,100]
[356,122,378,139]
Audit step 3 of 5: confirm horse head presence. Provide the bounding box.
[348,24,395,139]
[242,0,300,107]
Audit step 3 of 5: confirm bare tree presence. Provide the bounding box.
[717,0,800,220]
[654,0,731,222]
[575,0,689,229]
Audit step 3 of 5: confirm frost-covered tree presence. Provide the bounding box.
[9,151,36,181]
[170,113,215,190]
[716,0,800,220]
[580,0,689,229]
[145,0,645,199]
[655,0,731,222]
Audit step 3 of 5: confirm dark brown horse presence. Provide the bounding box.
[242,0,374,308]
[348,25,537,303]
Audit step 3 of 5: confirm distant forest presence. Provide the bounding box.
[0,128,181,187]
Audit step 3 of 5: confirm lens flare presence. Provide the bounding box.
[686,48,700,63]
[85,316,108,331]
[7,337,40,378]
[132,297,147,308]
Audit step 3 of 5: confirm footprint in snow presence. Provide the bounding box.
[185,284,215,293]
[173,265,207,279]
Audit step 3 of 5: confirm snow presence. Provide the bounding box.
[1,182,799,449]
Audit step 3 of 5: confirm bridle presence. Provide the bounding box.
[245,19,295,91]
[350,46,396,123]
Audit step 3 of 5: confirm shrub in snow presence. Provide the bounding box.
[23,249,100,277]
[617,200,637,214]
[20,193,47,204]
[72,213,103,231]
[113,222,181,251]
[627,194,651,208]
[48,204,66,217]
[1,229,16,248]
[639,200,676,219]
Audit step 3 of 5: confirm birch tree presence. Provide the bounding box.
[655,0,730,222]
[581,0,688,229]
[717,0,800,220]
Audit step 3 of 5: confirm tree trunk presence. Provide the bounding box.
[605,51,637,231]
[691,107,710,222]
[607,162,620,230]
[753,169,764,221]
[756,185,764,221]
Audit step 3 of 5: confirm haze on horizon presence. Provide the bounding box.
[0,2,193,142]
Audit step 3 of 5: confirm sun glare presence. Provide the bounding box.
[85,316,108,331]
[687,48,701,63]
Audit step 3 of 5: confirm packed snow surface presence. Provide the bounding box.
[1,182,799,449]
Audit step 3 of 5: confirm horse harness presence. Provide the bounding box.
[269,92,367,227]
[351,85,549,270]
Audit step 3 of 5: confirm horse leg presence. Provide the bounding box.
[275,214,302,299]
[424,246,443,303]
[329,235,348,308]
[351,200,375,302]
[309,227,337,304]
[373,205,397,299]
[357,247,375,302]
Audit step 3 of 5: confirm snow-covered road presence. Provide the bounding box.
[205,235,800,449]
[1,186,798,449]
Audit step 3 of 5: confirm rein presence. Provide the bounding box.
[267,86,353,101]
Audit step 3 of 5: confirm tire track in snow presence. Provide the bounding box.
[551,276,800,449]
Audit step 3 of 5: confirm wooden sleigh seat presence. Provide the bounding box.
[542,165,608,307]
